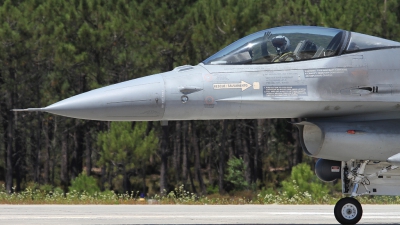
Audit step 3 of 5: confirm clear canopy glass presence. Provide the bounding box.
[202,26,400,65]
[345,32,400,52]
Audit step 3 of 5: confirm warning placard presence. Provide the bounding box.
[263,85,308,97]
[304,68,347,78]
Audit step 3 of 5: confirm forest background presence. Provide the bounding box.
[1,0,400,199]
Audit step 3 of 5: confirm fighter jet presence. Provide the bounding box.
[13,25,400,225]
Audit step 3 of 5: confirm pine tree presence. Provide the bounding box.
[0,0,38,193]
[97,122,158,193]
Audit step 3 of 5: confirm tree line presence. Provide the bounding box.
[1,0,399,195]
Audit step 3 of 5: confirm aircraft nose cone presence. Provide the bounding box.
[44,74,165,121]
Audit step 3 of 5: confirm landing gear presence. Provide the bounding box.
[334,160,399,224]
[334,197,362,225]
[334,160,368,224]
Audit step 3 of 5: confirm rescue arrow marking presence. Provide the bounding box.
[213,81,252,91]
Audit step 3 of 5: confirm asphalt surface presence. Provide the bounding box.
[0,205,399,224]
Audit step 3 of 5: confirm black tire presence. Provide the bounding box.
[334,197,363,225]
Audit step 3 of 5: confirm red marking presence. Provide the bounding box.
[331,166,340,172]
[347,130,356,134]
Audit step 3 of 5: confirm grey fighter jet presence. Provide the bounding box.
[14,26,400,225]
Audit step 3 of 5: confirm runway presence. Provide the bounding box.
[0,205,399,224]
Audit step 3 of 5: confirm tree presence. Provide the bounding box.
[320,0,400,40]
[69,172,100,196]
[0,0,36,193]
[97,122,158,193]
[281,163,330,200]
[225,157,248,191]
[1,0,400,197]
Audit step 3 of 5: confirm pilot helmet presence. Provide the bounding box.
[272,35,290,54]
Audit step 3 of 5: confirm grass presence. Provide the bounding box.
[1,184,400,205]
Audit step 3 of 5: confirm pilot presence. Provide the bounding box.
[271,35,294,62]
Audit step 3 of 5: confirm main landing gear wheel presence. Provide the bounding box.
[334,197,362,225]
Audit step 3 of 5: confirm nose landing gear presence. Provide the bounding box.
[334,160,369,224]
[334,160,399,224]
[334,197,362,225]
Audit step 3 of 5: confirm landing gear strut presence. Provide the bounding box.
[334,160,368,224]
[334,197,362,225]
[334,160,399,224]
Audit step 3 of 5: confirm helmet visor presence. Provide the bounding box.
[272,36,287,48]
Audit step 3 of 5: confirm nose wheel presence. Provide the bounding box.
[334,197,362,225]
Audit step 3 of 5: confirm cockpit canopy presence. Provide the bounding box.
[202,26,400,65]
